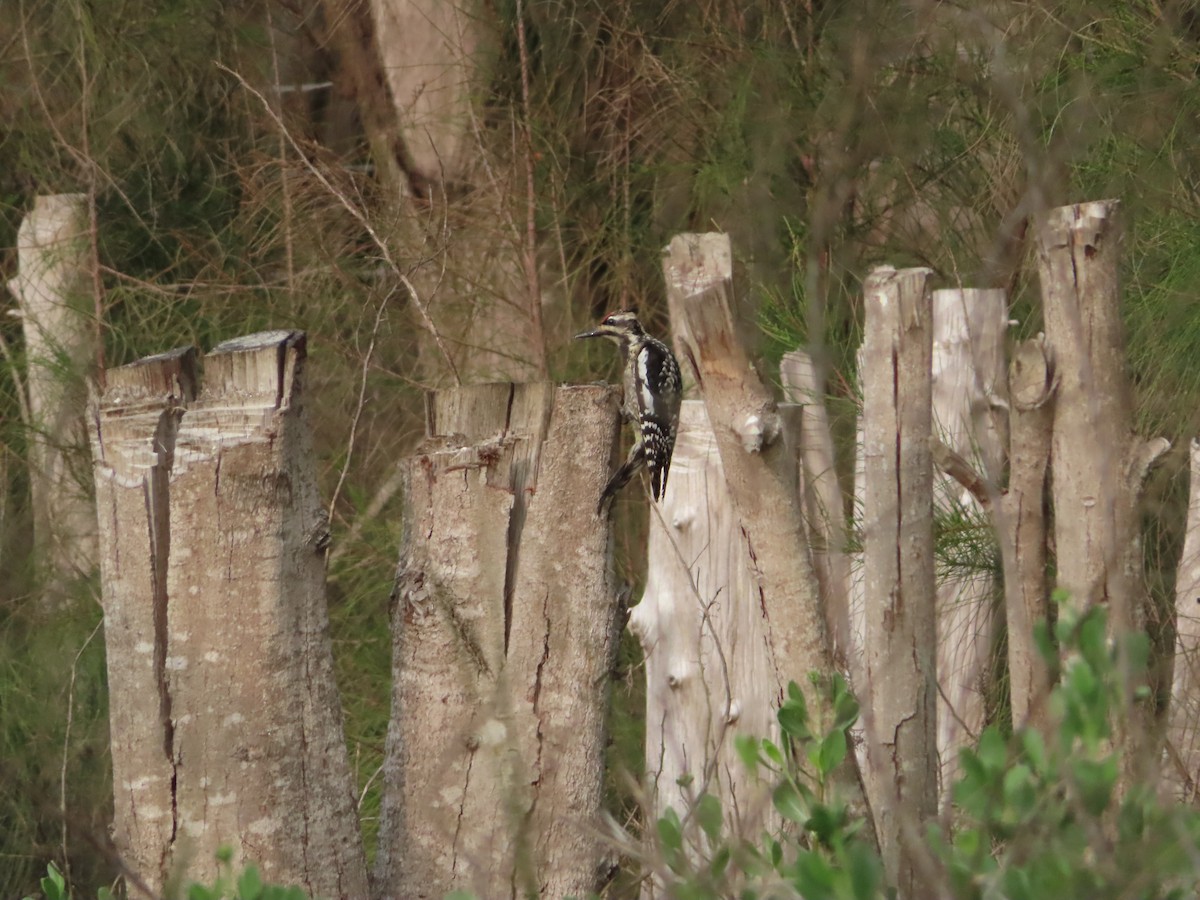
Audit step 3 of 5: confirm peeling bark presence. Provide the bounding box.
[860,266,936,896]
[375,383,622,899]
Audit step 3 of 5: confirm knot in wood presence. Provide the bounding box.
[725,700,741,725]
[737,411,780,453]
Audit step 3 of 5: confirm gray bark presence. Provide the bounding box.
[91,348,196,893]
[860,266,936,897]
[9,193,97,596]
[998,336,1056,728]
[663,233,876,849]
[1036,199,1168,785]
[91,332,369,896]
[375,383,622,899]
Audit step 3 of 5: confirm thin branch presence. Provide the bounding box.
[931,436,993,512]
[327,285,395,532]
[217,62,461,384]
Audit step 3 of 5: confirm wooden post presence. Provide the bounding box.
[998,337,1055,728]
[1168,438,1200,803]
[929,288,1006,805]
[1036,201,1159,635]
[860,266,936,896]
[9,193,97,597]
[630,400,773,836]
[780,349,853,671]
[663,233,876,847]
[92,332,369,896]
[91,347,196,892]
[374,383,623,899]
[1036,201,1168,783]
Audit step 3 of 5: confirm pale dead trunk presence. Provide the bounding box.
[1167,438,1200,802]
[9,193,97,596]
[998,336,1055,728]
[663,233,876,849]
[1036,201,1142,634]
[364,0,550,384]
[860,266,936,897]
[929,288,1006,806]
[780,348,853,671]
[374,383,622,899]
[91,332,368,896]
[90,347,196,893]
[630,400,773,838]
[1036,200,1168,782]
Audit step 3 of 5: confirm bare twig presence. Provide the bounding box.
[218,62,461,384]
[931,436,993,512]
[327,286,395,532]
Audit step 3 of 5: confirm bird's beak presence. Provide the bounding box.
[574,328,602,340]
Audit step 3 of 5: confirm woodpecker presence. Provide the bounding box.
[576,310,682,513]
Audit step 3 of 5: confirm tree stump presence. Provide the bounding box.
[374,383,624,899]
[91,332,368,897]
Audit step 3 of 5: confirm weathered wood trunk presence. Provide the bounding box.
[9,193,97,596]
[1168,438,1200,802]
[929,288,1006,804]
[663,233,876,847]
[998,337,1055,728]
[780,349,852,670]
[1036,200,1168,782]
[374,383,623,899]
[91,332,368,896]
[1036,201,1144,635]
[630,400,772,836]
[91,348,195,890]
[860,266,936,896]
[360,0,552,385]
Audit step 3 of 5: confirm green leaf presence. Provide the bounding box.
[1021,728,1048,775]
[778,695,812,742]
[1002,763,1036,816]
[696,793,724,842]
[768,837,783,868]
[657,807,683,851]
[188,886,218,900]
[735,733,760,773]
[792,849,836,900]
[761,739,786,768]
[831,690,860,733]
[773,781,809,824]
[1073,756,1118,816]
[40,863,65,900]
[977,726,1007,774]
[237,865,263,900]
[816,728,848,777]
[804,802,847,846]
[710,845,731,878]
[847,841,883,900]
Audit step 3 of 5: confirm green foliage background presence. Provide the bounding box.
[5,0,1200,896]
